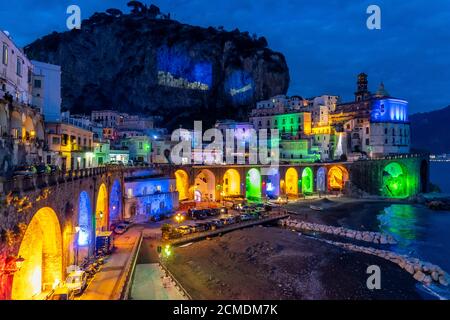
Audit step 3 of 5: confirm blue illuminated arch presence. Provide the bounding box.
[109,180,122,225]
[317,167,327,193]
[78,191,92,247]
[264,168,280,199]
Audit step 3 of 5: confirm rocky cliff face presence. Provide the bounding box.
[25,11,290,129]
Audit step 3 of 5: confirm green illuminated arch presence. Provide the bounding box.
[382,162,410,199]
[302,167,314,194]
[246,168,262,202]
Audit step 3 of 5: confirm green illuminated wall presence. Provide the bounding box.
[274,113,304,136]
[246,168,262,202]
[382,162,415,199]
[301,167,314,194]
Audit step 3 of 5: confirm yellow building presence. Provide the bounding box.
[45,121,94,170]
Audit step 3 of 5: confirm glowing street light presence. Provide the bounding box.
[164,245,172,257]
[174,213,184,224]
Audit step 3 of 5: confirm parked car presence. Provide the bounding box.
[47,287,75,300]
[65,270,87,295]
[48,164,60,173]
[176,225,192,235]
[35,164,50,174]
[192,223,209,233]
[211,219,224,228]
[114,223,129,235]
[240,214,252,222]
[13,165,36,176]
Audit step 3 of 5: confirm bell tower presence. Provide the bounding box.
[355,73,371,102]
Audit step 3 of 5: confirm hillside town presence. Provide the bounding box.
[1,13,445,303]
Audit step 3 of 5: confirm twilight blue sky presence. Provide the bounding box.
[1,0,450,113]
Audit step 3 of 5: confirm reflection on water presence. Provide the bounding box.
[378,205,420,244]
[377,204,450,299]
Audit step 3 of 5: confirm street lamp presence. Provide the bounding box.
[0,256,25,275]
[174,213,184,224]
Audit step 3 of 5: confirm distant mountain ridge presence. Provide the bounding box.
[410,105,450,154]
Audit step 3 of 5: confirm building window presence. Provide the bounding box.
[34,79,42,88]
[366,139,370,146]
[366,127,369,134]
[2,44,7,65]
[139,142,143,150]
[16,58,22,77]
[52,136,60,145]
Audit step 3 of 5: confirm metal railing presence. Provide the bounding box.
[0,165,148,194]
[159,261,192,300]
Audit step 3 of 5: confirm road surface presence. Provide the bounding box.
[80,227,142,300]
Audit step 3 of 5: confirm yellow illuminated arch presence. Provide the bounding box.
[175,170,190,201]
[223,169,241,197]
[96,184,108,232]
[285,168,299,196]
[12,207,63,300]
[328,166,349,191]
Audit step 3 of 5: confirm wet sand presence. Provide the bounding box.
[165,225,424,300]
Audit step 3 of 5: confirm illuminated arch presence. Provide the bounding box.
[285,168,299,196]
[10,111,21,137]
[223,169,241,197]
[317,167,327,193]
[382,162,409,198]
[78,191,92,247]
[12,207,63,300]
[195,169,216,202]
[301,167,314,194]
[109,180,122,225]
[246,168,262,202]
[265,168,280,198]
[328,166,349,191]
[96,184,108,232]
[175,170,190,201]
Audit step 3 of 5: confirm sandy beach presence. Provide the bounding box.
[164,221,425,300]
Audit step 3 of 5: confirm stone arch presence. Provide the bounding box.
[10,111,21,138]
[382,162,409,199]
[175,170,190,201]
[78,191,92,248]
[109,179,122,225]
[246,168,262,202]
[195,169,216,202]
[264,168,280,199]
[285,167,299,197]
[328,166,349,192]
[12,207,63,300]
[23,115,34,141]
[223,169,241,197]
[301,167,314,194]
[317,167,327,193]
[96,183,108,232]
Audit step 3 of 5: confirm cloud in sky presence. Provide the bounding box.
[1,0,450,113]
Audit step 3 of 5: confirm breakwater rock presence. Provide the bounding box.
[280,218,397,245]
[319,239,449,287]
